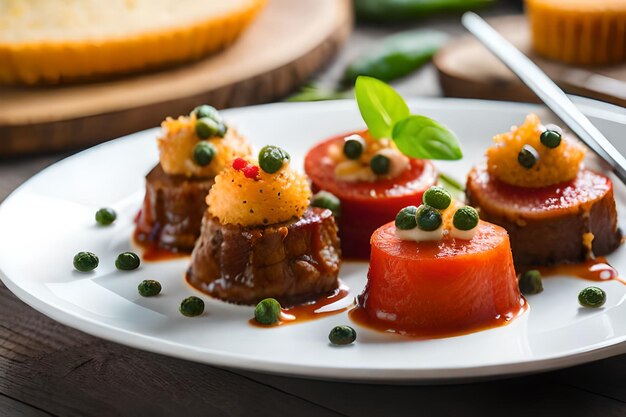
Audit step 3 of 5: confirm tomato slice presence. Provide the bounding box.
[304,132,437,259]
[354,221,525,338]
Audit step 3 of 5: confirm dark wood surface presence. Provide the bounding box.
[2,2,626,416]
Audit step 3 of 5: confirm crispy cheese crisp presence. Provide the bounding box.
[157,115,251,178]
[486,114,585,188]
[207,160,311,226]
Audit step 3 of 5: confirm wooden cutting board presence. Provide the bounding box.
[0,0,352,157]
[435,15,626,108]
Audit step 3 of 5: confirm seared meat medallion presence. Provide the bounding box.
[188,208,341,306]
[467,165,621,267]
[135,164,214,251]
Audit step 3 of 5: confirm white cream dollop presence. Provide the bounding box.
[450,227,478,240]
[395,226,444,242]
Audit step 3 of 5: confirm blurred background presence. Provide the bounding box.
[0,0,623,165]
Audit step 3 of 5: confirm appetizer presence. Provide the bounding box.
[187,146,341,306]
[354,186,525,337]
[466,114,622,267]
[305,76,462,259]
[135,105,252,252]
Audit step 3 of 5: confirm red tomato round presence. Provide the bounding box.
[355,221,525,338]
[304,132,438,259]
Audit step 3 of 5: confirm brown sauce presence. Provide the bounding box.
[348,298,527,340]
[535,256,624,284]
[133,229,188,262]
[249,283,354,328]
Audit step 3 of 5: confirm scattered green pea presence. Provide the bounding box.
[343,136,364,160]
[578,286,606,308]
[416,205,442,231]
[453,206,479,231]
[422,186,451,210]
[370,154,390,175]
[540,129,562,149]
[138,280,162,297]
[95,207,117,226]
[73,252,99,272]
[311,191,341,217]
[193,141,217,166]
[180,296,205,317]
[395,205,418,230]
[328,325,357,345]
[518,144,539,169]
[519,270,543,295]
[258,145,290,173]
[195,117,220,139]
[115,252,140,271]
[254,298,282,325]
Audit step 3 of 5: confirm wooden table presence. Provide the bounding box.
[2,3,626,416]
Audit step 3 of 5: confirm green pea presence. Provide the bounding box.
[422,186,451,210]
[73,251,99,272]
[395,205,418,230]
[416,205,442,231]
[328,325,357,345]
[254,298,282,325]
[540,130,562,149]
[115,252,140,271]
[193,141,216,166]
[138,280,162,297]
[258,145,290,173]
[195,117,220,139]
[518,270,543,295]
[193,105,219,120]
[343,137,364,160]
[180,296,205,317]
[311,191,341,217]
[518,144,539,169]
[453,206,479,231]
[370,154,390,175]
[95,207,117,226]
[578,286,606,308]
[216,121,228,138]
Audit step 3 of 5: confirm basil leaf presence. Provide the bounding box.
[355,76,409,139]
[392,115,463,160]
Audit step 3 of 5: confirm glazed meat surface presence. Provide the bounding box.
[467,165,622,267]
[135,163,214,252]
[187,207,341,306]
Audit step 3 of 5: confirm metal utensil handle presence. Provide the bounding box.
[462,12,626,185]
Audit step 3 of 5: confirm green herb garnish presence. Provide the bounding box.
[355,76,409,139]
[354,76,463,161]
[286,85,351,102]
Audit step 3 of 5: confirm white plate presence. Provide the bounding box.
[1,99,626,383]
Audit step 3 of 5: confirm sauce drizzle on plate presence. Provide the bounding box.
[536,256,624,285]
[133,229,188,262]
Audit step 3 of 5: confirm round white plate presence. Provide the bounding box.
[1,99,626,383]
